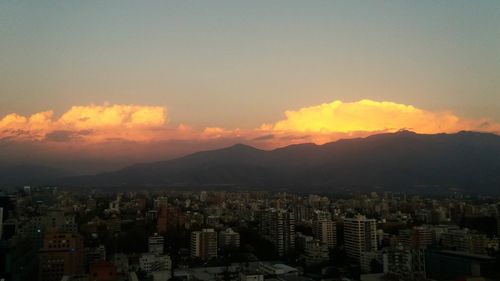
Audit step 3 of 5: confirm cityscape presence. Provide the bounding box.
[1,1,500,281]
[1,186,500,281]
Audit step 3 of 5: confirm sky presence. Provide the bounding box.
[1,1,499,172]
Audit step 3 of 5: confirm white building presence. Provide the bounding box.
[139,254,172,274]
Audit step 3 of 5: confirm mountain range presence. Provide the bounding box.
[1,131,500,194]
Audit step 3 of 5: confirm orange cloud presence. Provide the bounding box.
[0,104,167,142]
[57,104,166,129]
[202,127,242,138]
[261,99,500,138]
[1,100,499,173]
[1,100,499,147]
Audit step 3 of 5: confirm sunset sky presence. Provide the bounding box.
[1,1,499,172]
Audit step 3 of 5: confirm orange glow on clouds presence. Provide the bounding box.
[263,99,491,134]
[1,100,498,147]
[58,104,167,129]
[0,104,167,142]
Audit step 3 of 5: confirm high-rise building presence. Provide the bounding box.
[295,232,313,252]
[259,208,295,256]
[148,234,164,255]
[206,215,220,228]
[106,215,121,234]
[313,219,336,248]
[293,205,308,224]
[168,206,186,230]
[30,210,78,235]
[219,228,240,251]
[344,215,377,260]
[38,232,84,281]
[109,193,121,212]
[0,194,15,223]
[155,197,169,209]
[157,205,185,234]
[399,226,433,249]
[191,228,218,260]
[441,228,489,255]
[383,246,411,275]
[157,205,168,234]
[200,191,208,202]
[313,210,332,221]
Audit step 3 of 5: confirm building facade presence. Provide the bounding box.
[344,215,377,260]
[191,228,218,260]
[38,232,84,281]
[259,208,295,256]
[313,219,336,249]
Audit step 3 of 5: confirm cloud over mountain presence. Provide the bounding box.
[1,99,499,173]
[262,99,499,135]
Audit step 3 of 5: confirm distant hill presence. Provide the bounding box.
[58,131,500,194]
[0,164,71,187]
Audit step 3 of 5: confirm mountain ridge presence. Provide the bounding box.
[52,130,500,194]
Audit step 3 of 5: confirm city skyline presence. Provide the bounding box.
[2,2,500,281]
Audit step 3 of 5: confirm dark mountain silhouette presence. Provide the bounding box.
[58,131,500,194]
[0,164,71,187]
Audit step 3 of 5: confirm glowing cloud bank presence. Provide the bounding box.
[1,100,499,173]
[58,104,167,129]
[0,104,167,142]
[262,99,498,136]
[1,100,498,147]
